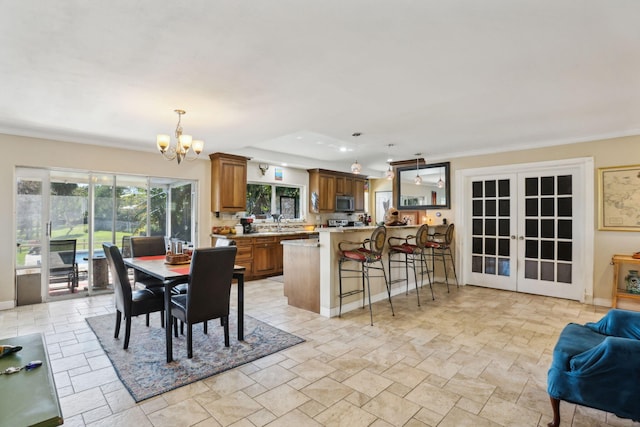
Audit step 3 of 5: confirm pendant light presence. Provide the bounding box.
[414,153,422,185]
[350,132,362,174]
[437,166,445,188]
[385,144,395,180]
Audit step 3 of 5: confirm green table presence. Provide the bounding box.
[0,333,63,427]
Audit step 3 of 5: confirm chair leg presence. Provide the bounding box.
[364,267,373,326]
[160,310,165,328]
[114,310,122,338]
[173,317,179,338]
[146,313,150,327]
[338,259,344,317]
[404,253,410,295]
[447,248,459,287]
[421,253,435,300]
[124,316,131,349]
[410,254,420,307]
[548,396,560,427]
[187,323,193,359]
[381,260,394,317]
[204,320,208,334]
[223,316,230,347]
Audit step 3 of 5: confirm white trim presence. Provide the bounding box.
[455,157,595,302]
[0,300,16,310]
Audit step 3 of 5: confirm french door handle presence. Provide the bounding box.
[511,235,516,239]
[519,236,524,240]
[46,221,51,237]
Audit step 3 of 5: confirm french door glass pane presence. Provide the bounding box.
[16,178,43,268]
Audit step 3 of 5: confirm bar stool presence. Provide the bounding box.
[387,224,435,306]
[338,225,394,325]
[426,223,459,292]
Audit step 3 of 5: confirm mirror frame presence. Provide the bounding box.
[396,161,450,210]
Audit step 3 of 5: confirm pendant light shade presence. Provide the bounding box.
[351,160,362,174]
[385,165,395,180]
[437,165,444,188]
[414,155,422,185]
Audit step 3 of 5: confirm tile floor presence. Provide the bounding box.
[1,279,638,427]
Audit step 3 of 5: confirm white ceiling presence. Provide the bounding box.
[1,1,639,176]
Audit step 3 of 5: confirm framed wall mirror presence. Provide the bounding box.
[396,161,450,209]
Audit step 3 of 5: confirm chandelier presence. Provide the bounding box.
[156,109,204,164]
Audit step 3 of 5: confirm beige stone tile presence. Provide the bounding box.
[204,370,255,395]
[249,364,297,388]
[405,381,460,416]
[86,406,153,427]
[382,361,428,389]
[437,406,502,427]
[199,390,263,426]
[60,387,108,418]
[301,377,353,407]
[443,373,495,404]
[314,400,378,427]
[362,390,421,426]
[479,395,542,426]
[342,369,393,398]
[289,358,336,381]
[255,383,310,417]
[146,398,210,427]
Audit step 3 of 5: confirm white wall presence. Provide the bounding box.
[0,134,211,307]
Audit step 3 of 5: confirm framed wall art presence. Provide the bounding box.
[598,164,640,231]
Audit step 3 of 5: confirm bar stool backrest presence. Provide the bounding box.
[369,226,387,255]
[415,224,430,249]
[444,223,455,246]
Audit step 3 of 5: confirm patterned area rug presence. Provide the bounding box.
[86,312,304,402]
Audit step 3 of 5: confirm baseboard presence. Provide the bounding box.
[0,300,16,311]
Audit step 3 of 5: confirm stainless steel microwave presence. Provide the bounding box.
[336,195,354,212]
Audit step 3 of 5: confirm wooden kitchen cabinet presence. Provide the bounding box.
[308,170,336,213]
[253,236,278,277]
[233,239,253,279]
[308,169,366,213]
[210,152,249,213]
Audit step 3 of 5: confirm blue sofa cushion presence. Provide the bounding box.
[548,309,640,422]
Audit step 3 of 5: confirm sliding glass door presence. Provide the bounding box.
[15,167,197,303]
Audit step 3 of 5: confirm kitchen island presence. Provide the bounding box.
[281,238,320,313]
[315,225,423,317]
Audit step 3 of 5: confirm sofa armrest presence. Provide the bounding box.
[584,309,640,339]
[570,335,640,375]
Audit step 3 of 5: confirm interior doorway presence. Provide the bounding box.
[457,158,594,301]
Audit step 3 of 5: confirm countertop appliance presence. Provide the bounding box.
[327,219,349,227]
[240,217,254,234]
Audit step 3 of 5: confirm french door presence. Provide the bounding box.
[461,159,593,301]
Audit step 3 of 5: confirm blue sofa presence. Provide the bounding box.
[547,309,640,426]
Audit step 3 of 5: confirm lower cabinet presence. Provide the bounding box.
[213,233,315,280]
[253,237,278,277]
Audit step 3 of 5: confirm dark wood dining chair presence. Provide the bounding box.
[103,242,165,349]
[130,236,187,295]
[170,246,237,358]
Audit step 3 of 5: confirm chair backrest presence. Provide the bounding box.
[49,239,77,271]
[215,238,237,247]
[130,236,167,283]
[187,246,237,324]
[444,223,455,245]
[369,226,387,256]
[103,242,133,315]
[130,236,166,257]
[415,224,430,249]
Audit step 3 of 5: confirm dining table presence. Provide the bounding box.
[123,255,246,363]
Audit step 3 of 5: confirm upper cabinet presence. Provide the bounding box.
[210,153,250,213]
[308,169,366,213]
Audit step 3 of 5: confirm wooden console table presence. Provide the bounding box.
[0,333,62,426]
[611,254,640,308]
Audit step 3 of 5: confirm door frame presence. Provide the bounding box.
[454,157,595,302]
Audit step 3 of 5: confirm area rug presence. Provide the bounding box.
[86,312,304,402]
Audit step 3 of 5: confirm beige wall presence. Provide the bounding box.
[450,135,640,306]
[1,134,211,307]
[1,133,639,308]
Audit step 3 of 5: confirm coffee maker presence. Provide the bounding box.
[240,217,253,234]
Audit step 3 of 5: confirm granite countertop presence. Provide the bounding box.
[315,224,421,232]
[211,230,319,239]
[280,238,320,247]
